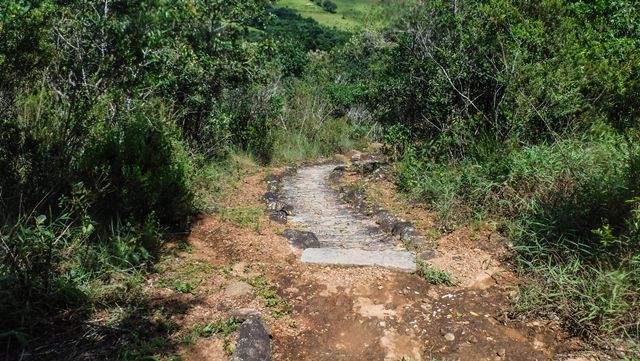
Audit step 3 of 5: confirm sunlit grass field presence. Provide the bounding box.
[276,0,381,30]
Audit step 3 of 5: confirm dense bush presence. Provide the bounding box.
[0,0,363,352]
[0,0,283,353]
[272,52,379,163]
[263,7,350,76]
[321,0,640,345]
[332,0,639,157]
[321,1,338,14]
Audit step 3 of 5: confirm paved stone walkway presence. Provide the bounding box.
[282,164,416,271]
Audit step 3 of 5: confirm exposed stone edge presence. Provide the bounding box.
[263,167,296,224]
[328,163,429,253]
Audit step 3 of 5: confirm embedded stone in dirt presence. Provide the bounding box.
[301,248,416,271]
[348,150,362,162]
[269,211,287,224]
[419,250,437,260]
[469,271,498,289]
[329,165,346,182]
[232,319,272,361]
[354,297,396,319]
[267,201,293,215]
[374,210,399,232]
[282,229,321,249]
[392,222,423,247]
[231,308,262,321]
[225,281,254,297]
[340,185,369,213]
[351,159,384,174]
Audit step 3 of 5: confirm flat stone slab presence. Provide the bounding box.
[301,248,416,271]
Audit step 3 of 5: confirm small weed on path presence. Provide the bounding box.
[416,258,456,286]
[248,275,291,318]
[183,317,243,355]
[219,207,264,232]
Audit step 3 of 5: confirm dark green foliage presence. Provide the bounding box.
[311,0,338,14]
[81,102,193,226]
[264,7,350,76]
[317,0,640,345]
[333,0,639,158]
[321,1,338,14]
[0,0,284,355]
[268,8,350,52]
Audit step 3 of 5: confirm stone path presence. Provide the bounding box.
[282,164,416,271]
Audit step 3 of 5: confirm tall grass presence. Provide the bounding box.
[397,123,640,342]
[272,54,381,163]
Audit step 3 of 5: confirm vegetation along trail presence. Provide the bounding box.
[2,0,638,360]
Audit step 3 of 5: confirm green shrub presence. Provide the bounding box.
[0,0,283,356]
[331,0,639,159]
[272,56,379,163]
[399,124,640,339]
[416,258,456,286]
[81,101,193,227]
[0,193,93,343]
[321,1,338,14]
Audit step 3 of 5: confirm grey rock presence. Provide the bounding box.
[392,222,416,237]
[352,159,383,174]
[263,192,278,203]
[264,174,282,194]
[282,229,321,249]
[340,186,368,213]
[329,165,346,182]
[374,210,398,232]
[267,201,285,212]
[232,319,272,361]
[419,250,437,260]
[282,167,297,176]
[269,211,287,224]
[392,222,423,247]
[281,203,294,215]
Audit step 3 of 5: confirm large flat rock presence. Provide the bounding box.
[301,248,416,271]
[232,319,272,361]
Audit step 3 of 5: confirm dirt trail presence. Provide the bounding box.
[174,159,589,361]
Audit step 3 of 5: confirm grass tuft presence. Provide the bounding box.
[415,258,456,286]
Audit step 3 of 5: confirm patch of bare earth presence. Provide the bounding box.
[159,156,592,361]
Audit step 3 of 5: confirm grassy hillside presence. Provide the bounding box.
[277,0,380,30]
